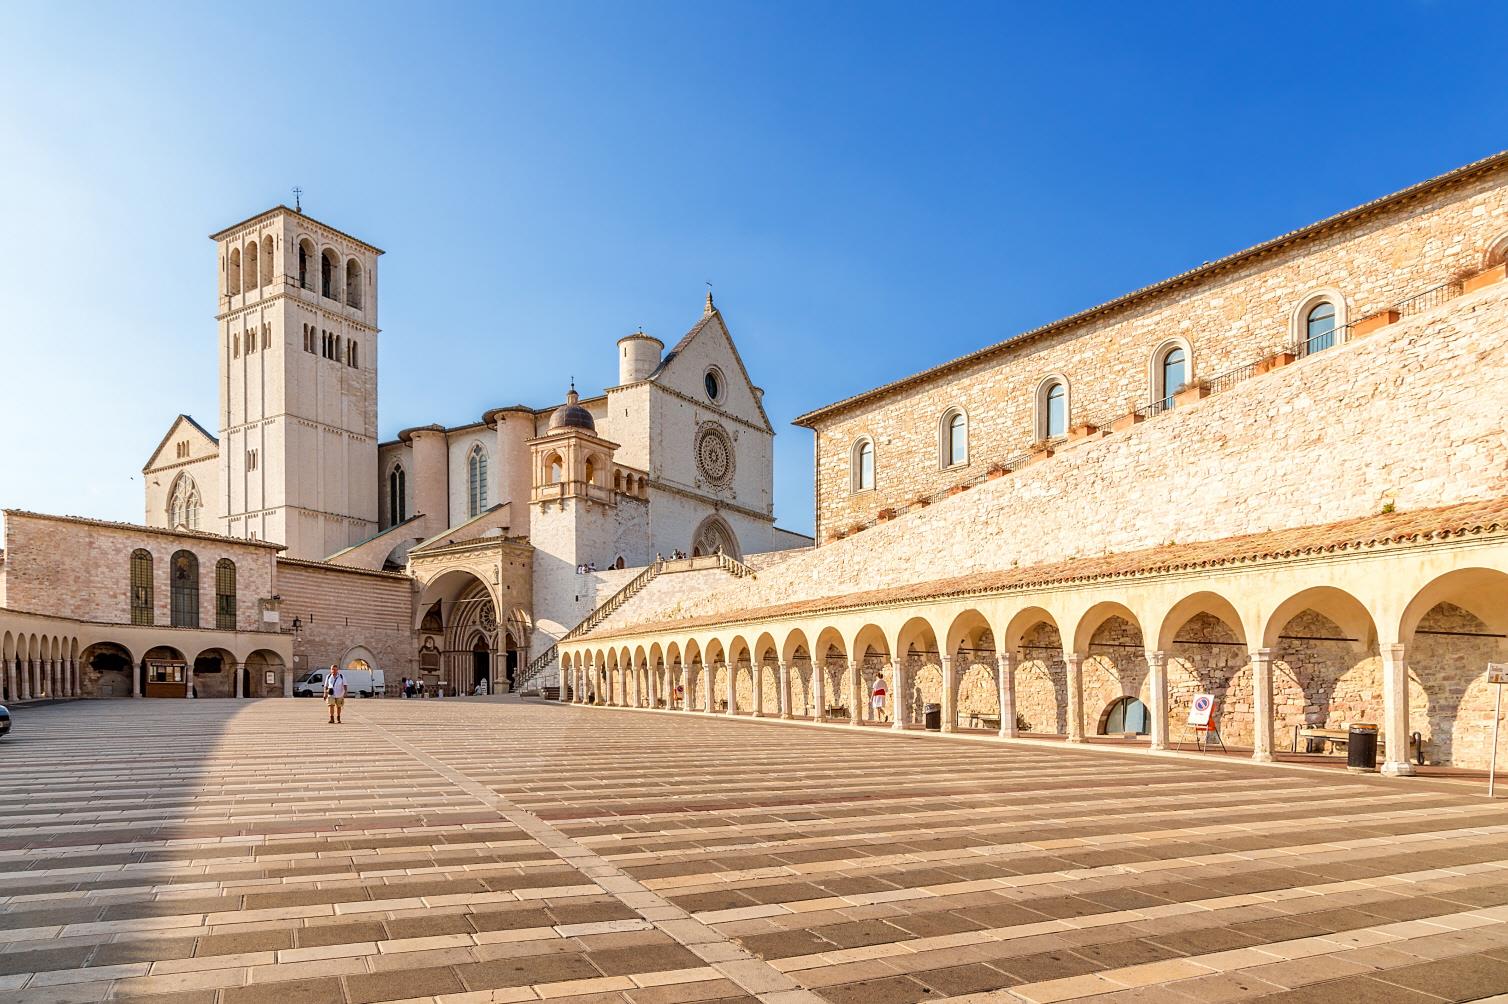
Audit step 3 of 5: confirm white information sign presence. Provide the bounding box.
[1186,693,1215,728]
[1488,663,1508,685]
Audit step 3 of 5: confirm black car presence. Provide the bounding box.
[0,704,10,738]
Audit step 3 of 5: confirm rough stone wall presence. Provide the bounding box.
[1408,602,1508,766]
[809,168,1508,540]
[602,284,1508,631]
[275,559,417,684]
[1016,622,1066,734]
[1,513,277,630]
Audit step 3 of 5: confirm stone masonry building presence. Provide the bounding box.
[560,150,1508,776]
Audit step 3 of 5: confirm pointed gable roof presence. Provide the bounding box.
[143,415,219,473]
[650,303,774,433]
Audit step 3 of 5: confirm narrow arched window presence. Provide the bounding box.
[227,248,241,295]
[244,241,259,289]
[233,333,240,358]
[1043,381,1067,439]
[215,558,236,630]
[1305,301,1337,355]
[130,549,153,626]
[942,410,967,468]
[321,249,336,298]
[389,464,407,525]
[468,445,489,517]
[548,455,563,484]
[170,550,199,628]
[298,242,310,289]
[1158,346,1187,409]
[345,259,362,308]
[852,439,874,492]
[260,235,274,285]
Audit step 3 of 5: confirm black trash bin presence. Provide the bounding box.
[923,703,942,731]
[1347,723,1379,772]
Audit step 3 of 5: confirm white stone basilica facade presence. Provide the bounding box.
[139,205,810,689]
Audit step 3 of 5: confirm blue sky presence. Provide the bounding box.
[1,2,1505,535]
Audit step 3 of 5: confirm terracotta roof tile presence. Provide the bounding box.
[582,496,1508,642]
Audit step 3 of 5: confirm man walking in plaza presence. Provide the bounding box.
[324,663,347,724]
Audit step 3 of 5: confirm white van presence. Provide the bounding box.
[293,667,385,698]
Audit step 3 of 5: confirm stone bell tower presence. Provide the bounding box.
[211,206,382,558]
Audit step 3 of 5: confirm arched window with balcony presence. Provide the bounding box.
[1037,377,1068,440]
[244,241,259,290]
[939,408,968,469]
[170,550,199,628]
[388,464,407,526]
[130,549,153,626]
[260,235,274,285]
[215,559,236,630]
[546,453,563,485]
[1304,301,1337,355]
[1291,289,1347,358]
[1152,341,1189,410]
[850,437,874,493]
[467,444,489,517]
[227,247,241,295]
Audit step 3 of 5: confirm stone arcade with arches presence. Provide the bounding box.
[562,151,1508,775]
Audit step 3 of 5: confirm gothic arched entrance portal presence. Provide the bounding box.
[691,514,740,560]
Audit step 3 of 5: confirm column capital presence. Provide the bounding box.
[1381,641,1407,662]
[1145,649,1168,667]
[995,651,1016,670]
[1063,651,1082,667]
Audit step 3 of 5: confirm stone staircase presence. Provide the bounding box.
[514,553,754,697]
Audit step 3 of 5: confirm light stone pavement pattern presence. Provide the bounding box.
[5,703,1508,1004]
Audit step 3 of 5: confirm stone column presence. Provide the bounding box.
[812,663,825,721]
[752,666,763,717]
[64,658,75,698]
[1249,648,1275,762]
[1381,643,1416,776]
[940,656,957,733]
[891,660,906,729]
[647,667,658,709]
[996,653,1017,739]
[727,665,737,715]
[283,669,293,697]
[1147,650,1170,751]
[849,664,864,727]
[705,666,716,714]
[21,657,33,701]
[683,670,695,712]
[559,663,571,703]
[131,659,142,698]
[1065,653,1085,742]
[185,659,196,699]
[778,662,791,719]
[5,658,15,703]
[233,663,244,698]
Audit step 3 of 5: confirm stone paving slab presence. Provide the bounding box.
[4,698,1508,1003]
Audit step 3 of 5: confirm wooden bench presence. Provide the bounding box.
[1292,725,1423,764]
[967,714,1001,730]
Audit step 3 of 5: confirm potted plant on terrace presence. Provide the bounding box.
[1172,377,1211,406]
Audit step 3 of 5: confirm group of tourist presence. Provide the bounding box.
[399,676,444,699]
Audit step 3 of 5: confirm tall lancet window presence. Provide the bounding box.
[389,464,407,526]
[468,445,489,518]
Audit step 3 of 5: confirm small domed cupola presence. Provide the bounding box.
[549,384,596,433]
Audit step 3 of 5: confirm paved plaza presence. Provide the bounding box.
[5,702,1508,1004]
